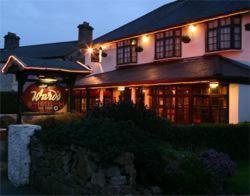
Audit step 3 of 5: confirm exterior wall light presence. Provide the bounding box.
[131,39,137,46]
[39,78,57,84]
[188,24,197,33]
[87,47,94,54]
[209,82,219,89]
[117,86,125,91]
[142,35,149,43]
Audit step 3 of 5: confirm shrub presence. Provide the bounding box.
[27,113,83,129]
[200,149,236,193]
[87,101,172,134]
[0,115,16,128]
[164,154,212,194]
[162,124,250,160]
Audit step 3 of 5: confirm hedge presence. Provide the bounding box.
[161,123,250,161]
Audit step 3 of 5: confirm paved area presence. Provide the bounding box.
[0,140,41,195]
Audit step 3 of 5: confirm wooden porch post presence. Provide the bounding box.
[16,73,26,124]
[86,88,90,112]
[67,76,76,113]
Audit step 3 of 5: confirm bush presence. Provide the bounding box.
[200,149,236,193]
[87,101,172,134]
[161,123,250,160]
[27,113,83,129]
[0,115,15,128]
[35,103,244,194]
[164,154,212,194]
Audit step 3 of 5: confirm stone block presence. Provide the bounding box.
[8,124,41,187]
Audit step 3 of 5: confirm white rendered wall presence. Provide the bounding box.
[8,124,41,187]
[229,84,250,124]
[85,12,250,75]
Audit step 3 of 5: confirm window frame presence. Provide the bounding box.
[155,28,182,60]
[206,15,242,53]
[116,38,138,65]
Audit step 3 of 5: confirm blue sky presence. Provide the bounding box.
[0,0,174,48]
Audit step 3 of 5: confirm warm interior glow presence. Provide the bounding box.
[39,78,57,84]
[142,35,149,43]
[117,86,125,91]
[188,24,197,33]
[87,47,94,54]
[209,82,219,89]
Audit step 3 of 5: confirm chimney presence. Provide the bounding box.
[78,22,93,45]
[4,32,20,50]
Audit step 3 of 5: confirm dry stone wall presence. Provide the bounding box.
[29,135,150,195]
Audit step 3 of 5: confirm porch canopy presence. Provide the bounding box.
[76,55,250,88]
[2,55,91,123]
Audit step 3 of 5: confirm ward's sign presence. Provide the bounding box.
[22,84,66,113]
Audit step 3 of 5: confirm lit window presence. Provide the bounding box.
[206,15,241,52]
[155,29,181,60]
[117,39,137,65]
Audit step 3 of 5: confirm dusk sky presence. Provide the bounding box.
[0,0,174,48]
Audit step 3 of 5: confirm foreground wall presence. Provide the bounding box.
[30,136,143,195]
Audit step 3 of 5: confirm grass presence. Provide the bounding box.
[225,161,250,194]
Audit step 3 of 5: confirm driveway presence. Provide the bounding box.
[0,140,41,195]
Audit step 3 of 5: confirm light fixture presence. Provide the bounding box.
[117,86,125,91]
[131,39,137,46]
[39,84,47,88]
[39,78,57,84]
[87,47,94,54]
[209,82,219,89]
[188,24,197,33]
[142,35,149,43]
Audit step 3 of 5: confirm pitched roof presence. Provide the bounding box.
[75,56,250,87]
[0,40,78,62]
[2,55,91,74]
[94,0,250,44]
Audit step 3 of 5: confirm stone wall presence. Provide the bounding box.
[30,135,143,195]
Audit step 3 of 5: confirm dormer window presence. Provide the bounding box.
[117,38,137,65]
[206,15,241,52]
[155,29,181,60]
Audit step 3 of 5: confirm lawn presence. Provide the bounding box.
[225,161,250,194]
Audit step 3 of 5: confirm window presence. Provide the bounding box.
[117,39,137,65]
[155,29,181,60]
[206,15,241,52]
[149,83,228,124]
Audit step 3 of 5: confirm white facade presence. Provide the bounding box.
[84,12,250,124]
[85,12,250,74]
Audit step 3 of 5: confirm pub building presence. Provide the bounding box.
[1,0,250,124]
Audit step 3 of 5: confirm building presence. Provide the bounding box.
[0,22,93,92]
[1,0,250,124]
[75,0,250,124]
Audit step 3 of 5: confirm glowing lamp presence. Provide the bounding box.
[131,39,137,46]
[188,24,197,33]
[87,47,94,54]
[39,78,57,84]
[117,86,125,91]
[209,82,219,89]
[142,35,149,43]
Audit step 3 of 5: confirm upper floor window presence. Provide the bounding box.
[117,38,137,65]
[155,29,181,60]
[206,15,241,52]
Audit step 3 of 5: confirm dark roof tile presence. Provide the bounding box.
[94,0,250,43]
[75,56,250,87]
[0,41,78,62]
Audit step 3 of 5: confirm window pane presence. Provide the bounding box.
[206,15,241,52]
